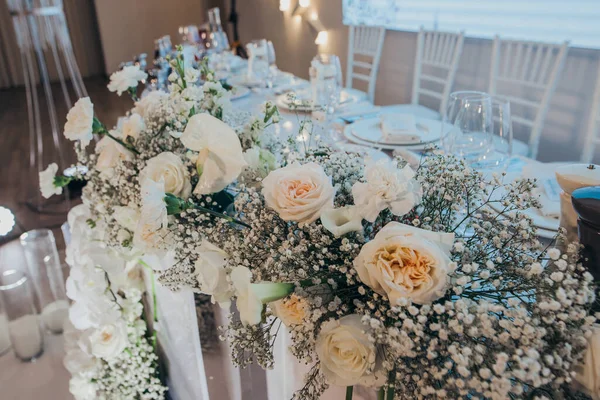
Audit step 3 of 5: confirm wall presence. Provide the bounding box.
[94,0,225,74]
[231,0,600,162]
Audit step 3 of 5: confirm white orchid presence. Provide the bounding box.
[180,113,246,195]
[133,178,169,251]
[320,206,364,237]
[195,240,233,308]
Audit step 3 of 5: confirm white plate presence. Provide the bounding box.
[488,188,560,232]
[228,74,264,88]
[230,86,250,100]
[276,88,365,112]
[349,117,448,145]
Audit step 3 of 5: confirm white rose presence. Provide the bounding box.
[69,375,97,400]
[107,65,147,95]
[352,159,421,222]
[316,314,385,387]
[575,325,600,398]
[354,222,454,305]
[320,206,363,237]
[231,266,293,326]
[113,206,140,232]
[261,162,335,225]
[195,240,233,308]
[181,113,246,195]
[64,347,97,376]
[272,294,308,326]
[89,320,129,360]
[64,97,94,147]
[95,131,133,172]
[39,163,62,199]
[140,152,191,199]
[133,90,168,118]
[122,113,145,140]
[134,178,169,251]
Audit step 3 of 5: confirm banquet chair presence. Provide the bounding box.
[392,27,464,120]
[488,36,569,159]
[581,65,600,163]
[346,25,386,103]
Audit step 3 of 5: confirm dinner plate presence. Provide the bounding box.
[349,117,448,145]
[488,187,560,232]
[230,86,251,100]
[342,126,440,151]
[228,71,296,89]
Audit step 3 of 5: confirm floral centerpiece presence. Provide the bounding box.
[42,50,598,400]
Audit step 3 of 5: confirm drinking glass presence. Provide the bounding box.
[0,294,10,356]
[479,98,513,170]
[267,41,278,88]
[20,229,69,334]
[246,39,270,84]
[310,54,343,113]
[0,270,44,361]
[208,7,230,53]
[442,91,493,166]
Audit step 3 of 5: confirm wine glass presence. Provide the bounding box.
[442,91,493,167]
[481,98,513,170]
[310,54,343,143]
[246,39,270,86]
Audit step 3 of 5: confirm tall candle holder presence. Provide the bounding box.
[0,270,44,362]
[6,0,88,213]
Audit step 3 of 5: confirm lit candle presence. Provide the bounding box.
[9,314,43,360]
[41,299,69,334]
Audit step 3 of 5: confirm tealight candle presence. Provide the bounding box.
[41,299,69,334]
[0,313,11,354]
[9,314,43,361]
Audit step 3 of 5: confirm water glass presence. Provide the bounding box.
[208,7,230,53]
[20,229,69,334]
[247,39,270,84]
[0,270,44,361]
[309,53,343,113]
[442,91,493,166]
[0,294,11,356]
[481,98,513,169]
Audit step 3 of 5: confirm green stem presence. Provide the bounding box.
[139,260,159,349]
[104,130,141,155]
[386,387,395,400]
[346,386,354,400]
[194,203,252,229]
[377,387,385,400]
[386,369,396,400]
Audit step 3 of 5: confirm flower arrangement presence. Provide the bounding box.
[43,49,598,400]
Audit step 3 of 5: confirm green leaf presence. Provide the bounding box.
[250,282,294,304]
[164,193,191,215]
[53,175,72,188]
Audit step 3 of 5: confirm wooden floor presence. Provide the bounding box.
[0,76,131,246]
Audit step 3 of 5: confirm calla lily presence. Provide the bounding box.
[230,266,294,326]
[180,113,246,195]
[320,206,364,237]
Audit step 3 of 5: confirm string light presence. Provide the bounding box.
[279,0,290,11]
[299,0,310,7]
[315,31,328,45]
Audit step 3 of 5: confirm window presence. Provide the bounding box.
[342,0,600,49]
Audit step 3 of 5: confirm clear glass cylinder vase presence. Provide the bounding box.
[20,229,69,334]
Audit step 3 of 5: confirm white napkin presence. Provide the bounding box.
[337,103,381,122]
[380,114,422,144]
[522,162,561,218]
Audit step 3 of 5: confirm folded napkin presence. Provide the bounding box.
[522,162,562,218]
[337,103,381,122]
[380,114,422,144]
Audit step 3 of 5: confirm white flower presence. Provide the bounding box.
[64,97,94,147]
[243,146,278,178]
[112,206,140,232]
[39,163,61,199]
[316,314,385,387]
[272,294,308,326]
[195,240,233,308]
[231,266,262,326]
[261,162,335,225]
[107,65,147,95]
[133,178,168,251]
[69,375,97,400]
[122,113,145,140]
[181,113,246,195]
[352,159,421,222]
[354,222,454,305]
[320,206,363,237]
[184,67,200,83]
[95,131,133,172]
[133,90,168,118]
[64,347,97,376]
[140,152,191,199]
[89,320,129,360]
[231,266,293,326]
[575,325,600,398]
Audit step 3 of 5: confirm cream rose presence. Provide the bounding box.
[95,131,133,172]
[140,152,191,199]
[272,294,308,326]
[354,222,454,305]
[64,97,94,147]
[89,320,128,360]
[575,325,600,399]
[261,162,335,225]
[316,314,384,387]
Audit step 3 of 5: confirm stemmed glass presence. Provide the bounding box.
[267,41,278,88]
[246,39,270,85]
[310,54,343,143]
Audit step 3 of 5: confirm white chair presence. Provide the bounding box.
[488,36,569,159]
[346,25,386,103]
[393,27,464,120]
[581,65,600,163]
